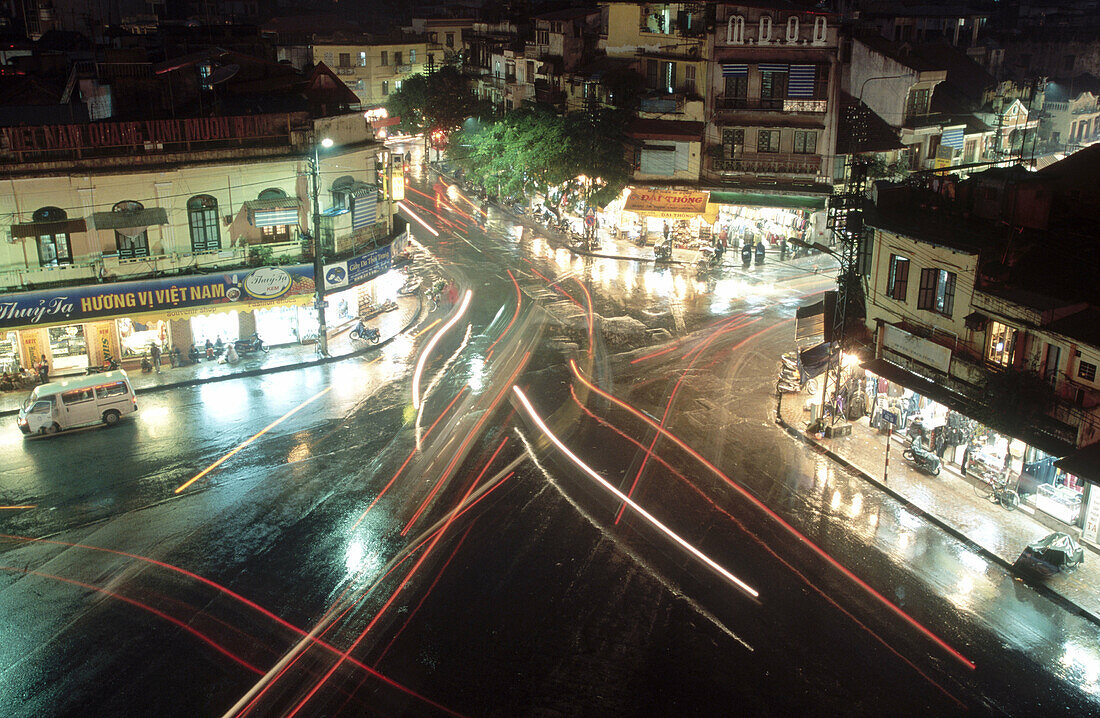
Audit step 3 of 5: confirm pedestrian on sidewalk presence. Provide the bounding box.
[149,342,161,373]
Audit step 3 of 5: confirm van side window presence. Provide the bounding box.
[32,400,53,412]
[61,388,94,405]
[95,382,129,399]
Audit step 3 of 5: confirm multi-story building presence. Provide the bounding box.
[704,2,840,192]
[0,110,400,377]
[860,153,1100,546]
[466,20,524,112]
[408,17,475,66]
[310,35,431,110]
[1040,76,1100,152]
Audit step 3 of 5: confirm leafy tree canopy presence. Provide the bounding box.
[451,106,631,207]
[385,66,487,138]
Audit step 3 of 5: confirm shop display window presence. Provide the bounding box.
[1,331,19,372]
[116,318,166,358]
[255,306,301,346]
[190,313,239,348]
[48,325,88,371]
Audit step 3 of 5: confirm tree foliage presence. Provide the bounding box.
[451,106,631,207]
[385,66,486,137]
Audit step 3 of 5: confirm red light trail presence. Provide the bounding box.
[569,360,976,671]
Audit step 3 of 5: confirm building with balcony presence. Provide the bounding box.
[1039,75,1100,152]
[466,20,525,111]
[308,35,431,110]
[408,17,475,66]
[704,2,840,193]
[859,157,1100,545]
[0,111,399,377]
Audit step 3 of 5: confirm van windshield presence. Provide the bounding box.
[22,389,38,411]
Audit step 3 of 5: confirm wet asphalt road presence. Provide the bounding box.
[0,163,1097,717]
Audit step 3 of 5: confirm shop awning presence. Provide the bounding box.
[627,118,705,142]
[1054,443,1100,486]
[863,357,1075,458]
[708,190,826,211]
[243,198,303,227]
[11,218,88,238]
[90,208,168,232]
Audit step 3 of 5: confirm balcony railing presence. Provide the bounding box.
[717,96,827,113]
[710,153,822,175]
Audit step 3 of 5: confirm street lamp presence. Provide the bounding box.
[311,136,334,356]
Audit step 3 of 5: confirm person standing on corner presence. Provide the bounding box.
[149,342,162,373]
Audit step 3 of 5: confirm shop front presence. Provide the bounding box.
[854,359,1092,537]
[606,185,828,256]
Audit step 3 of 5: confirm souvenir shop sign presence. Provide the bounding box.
[883,324,951,374]
[323,242,394,291]
[623,188,711,218]
[0,264,317,330]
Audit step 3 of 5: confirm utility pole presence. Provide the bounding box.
[311,137,333,356]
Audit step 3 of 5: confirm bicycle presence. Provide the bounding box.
[973,475,1020,511]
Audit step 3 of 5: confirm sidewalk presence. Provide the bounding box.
[777,388,1100,626]
[0,293,423,417]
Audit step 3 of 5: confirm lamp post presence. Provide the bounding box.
[311,136,334,356]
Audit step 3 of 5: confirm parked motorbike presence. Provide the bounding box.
[234,333,268,355]
[350,322,381,344]
[1015,532,1084,579]
[741,244,753,268]
[654,242,672,262]
[86,356,120,375]
[903,435,942,476]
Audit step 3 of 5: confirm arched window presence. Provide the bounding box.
[188,195,220,252]
[786,16,799,42]
[112,200,149,259]
[813,16,828,44]
[331,175,356,212]
[258,188,288,201]
[759,16,773,43]
[32,206,72,267]
[727,15,745,44]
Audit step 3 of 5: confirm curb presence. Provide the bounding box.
[774,391,1100,629]
[0,296,424,419]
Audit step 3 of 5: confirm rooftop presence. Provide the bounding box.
[854,34,946,73]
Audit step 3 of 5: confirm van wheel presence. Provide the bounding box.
[45,422,59,435]
[103,410,121,426]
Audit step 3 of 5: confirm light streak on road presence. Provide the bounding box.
[283,441,495,718]
[401,355,530,537]
[0,505,35,510]
[565,388,966,707]
[398,201,440,236]
[572,277,595,357]
[402,436,509,537]
[416,323,472,446]
[616,315,757,524]
[174,386,333,494]
[349,386,467,532]
[511,386,759,600]
[412,289,472,409]
[485,269,522,361]
[0,565,264,675]
[0,533,450,694]
[570,360,977,672]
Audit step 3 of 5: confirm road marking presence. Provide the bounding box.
[413,319,441,338]
[174,386,333,494]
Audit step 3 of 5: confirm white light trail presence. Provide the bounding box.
[511,386,759,599]
[398,201,439,236]
[412,289,472,409]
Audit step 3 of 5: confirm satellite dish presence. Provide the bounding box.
[207,63,240,85]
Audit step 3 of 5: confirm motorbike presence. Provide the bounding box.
[86,356,120,375]
[654,242,672,262]
[350,323,381,344]
[903,435,942,476]
[234,333,268,355]
[741,244,753,268]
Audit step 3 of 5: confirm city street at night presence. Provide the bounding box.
[2,166,1097,717]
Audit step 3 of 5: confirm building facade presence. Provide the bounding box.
[0,112,397,375]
